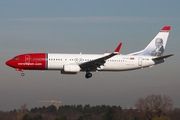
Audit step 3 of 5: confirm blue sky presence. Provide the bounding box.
[0,0,180,111]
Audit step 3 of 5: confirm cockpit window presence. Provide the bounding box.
[12,57,19,60]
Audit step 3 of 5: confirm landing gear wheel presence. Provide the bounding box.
[85,72,92,79]
[21,73,25,76]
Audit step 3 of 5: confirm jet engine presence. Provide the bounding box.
[61,64,81,74]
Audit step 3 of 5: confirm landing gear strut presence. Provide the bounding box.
[85,72,92,79]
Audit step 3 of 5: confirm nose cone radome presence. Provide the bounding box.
[6,60,13,67]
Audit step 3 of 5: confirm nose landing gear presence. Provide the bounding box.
[15,68,25,76]
[21,73,25,76]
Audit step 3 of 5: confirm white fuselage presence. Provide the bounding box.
[47,53,155,71]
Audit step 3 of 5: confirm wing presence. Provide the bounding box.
[79,43,122,71]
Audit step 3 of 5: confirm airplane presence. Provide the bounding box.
[6,26,173,79]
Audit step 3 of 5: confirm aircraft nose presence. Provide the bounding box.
[6,60,12,67]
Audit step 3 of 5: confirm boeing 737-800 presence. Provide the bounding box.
[6,26,173,78]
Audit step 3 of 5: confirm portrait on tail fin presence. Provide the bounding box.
[151,38,164,56]
[128,26,170,57]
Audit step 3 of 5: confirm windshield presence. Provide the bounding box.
[12,57,19,60]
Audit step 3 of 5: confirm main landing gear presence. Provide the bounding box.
[85,71,92,79]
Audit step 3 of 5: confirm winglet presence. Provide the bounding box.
[114,43,122,54]
[161,26,171,32]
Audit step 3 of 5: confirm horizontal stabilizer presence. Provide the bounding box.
[152,54,174,60]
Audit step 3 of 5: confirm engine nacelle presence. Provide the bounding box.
[62,64,81,74]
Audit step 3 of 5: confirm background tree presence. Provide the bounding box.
[135,94,173,120]
[15,103,28,120]
[103,107,117,120]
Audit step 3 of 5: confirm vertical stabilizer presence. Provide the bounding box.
[129,26,171,56]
